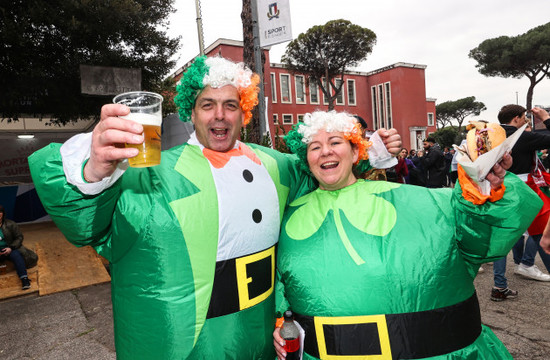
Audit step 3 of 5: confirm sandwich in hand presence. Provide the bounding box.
[465,121,506,161]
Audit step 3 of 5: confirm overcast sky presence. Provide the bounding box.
[166,0,550,123]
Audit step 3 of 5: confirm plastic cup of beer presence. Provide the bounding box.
[113,91,163,168]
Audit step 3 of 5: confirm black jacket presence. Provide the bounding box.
[504,118,550,175]
[420,144,446,187]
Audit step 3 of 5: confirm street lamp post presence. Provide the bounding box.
[195,0,205,56]
[250,0,266,138]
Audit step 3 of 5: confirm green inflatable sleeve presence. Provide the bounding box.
[28,143,119,259]
[453,173,542,263]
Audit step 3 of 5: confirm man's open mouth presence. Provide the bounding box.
[211,128,228,138]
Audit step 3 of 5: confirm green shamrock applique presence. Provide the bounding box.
[285,181,399,265]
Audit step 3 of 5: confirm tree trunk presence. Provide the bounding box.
[526,76,536,111]
[241,0,261,144]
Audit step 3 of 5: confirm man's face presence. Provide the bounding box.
[511,113,528,128]
[423,141,431,150]
[191,85,243,152]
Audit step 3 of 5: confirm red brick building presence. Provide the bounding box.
[172,39,437,151]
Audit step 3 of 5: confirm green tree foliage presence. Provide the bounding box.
[151,77,177,118]
[1,0,180,124]
[282,19,376,110]
[432,126,464,150]
[435,96,486,130]
[469,22,550,110]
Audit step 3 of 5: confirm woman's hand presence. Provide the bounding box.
[376,128,402,156]
[1,247,12,255]
[273,327,287,360]
[485,152,512,189]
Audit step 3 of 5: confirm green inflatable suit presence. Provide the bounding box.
[276,178,541,360]
[29,133,312,359]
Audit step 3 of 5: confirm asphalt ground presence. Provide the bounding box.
[1,254,549,359]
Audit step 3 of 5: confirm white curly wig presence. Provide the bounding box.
[202,57,254,89]
[298,111,358,143]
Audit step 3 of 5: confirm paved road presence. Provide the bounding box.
[1,254,549,359]
[474,256,550,359]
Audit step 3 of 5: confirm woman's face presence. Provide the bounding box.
[399,149,408,158]
[307,130,359,191]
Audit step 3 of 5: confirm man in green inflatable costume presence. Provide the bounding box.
[29,56,401,359]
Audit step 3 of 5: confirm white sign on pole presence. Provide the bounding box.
[257,0,293,47]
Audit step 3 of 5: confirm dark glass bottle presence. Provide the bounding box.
[280,310,300,360]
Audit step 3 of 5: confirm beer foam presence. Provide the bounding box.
[121,112,162,126]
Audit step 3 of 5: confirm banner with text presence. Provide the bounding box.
[257,0,293,47]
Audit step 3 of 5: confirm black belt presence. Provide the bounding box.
[206,246,275,319]
[294,292,482,359]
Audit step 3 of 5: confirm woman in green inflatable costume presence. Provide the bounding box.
[273,111,541,360]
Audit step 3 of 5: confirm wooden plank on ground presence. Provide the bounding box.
[0,267,38,300]
[0,222,111,300]
[34,231,111,296]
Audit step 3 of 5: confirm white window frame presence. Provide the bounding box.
[282,113,293,125]
[347,79,356,105]
[384,82,393,129]
[273,113,279,125]
[428,112,435,126]
[270,73,277,103]
[309,80,319,104]
[371,86,379,130]
[280,73,292,103]
[295,75,306,104]
[335,78,345,105]
[378,84,385,129]
[297,114,305,123]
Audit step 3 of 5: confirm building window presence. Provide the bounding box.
[371,86,378,130]
[280,74,291,103]
[295,75,306,103]
[283,114,293,124]
[270,73,277,103]
[428,113,434,126]
[322,78,329,105]
[335,78,344,105]
[273,114,279,125]
[347,79,356,105]
[297,114,304,122]
[384,82,392,129]
[309,81,319,104]
[378,84,385,129]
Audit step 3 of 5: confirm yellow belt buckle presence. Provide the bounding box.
[235,246,275,310]
[313,314,392,360]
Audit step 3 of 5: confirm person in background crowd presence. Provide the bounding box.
[273,110,540,360]
[413,150,426,185]
[400,147,428,186]
[491,105,550,301]
[443,147,454,187]
[0,205,38,290]
[539,148,550,170]
[398,148,414,184]
[386,149,408,183]
[450,143,462,188]
[420,137,446,188]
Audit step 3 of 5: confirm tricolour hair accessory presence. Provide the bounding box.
[174,56,260,125]
[284,111,371,172]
